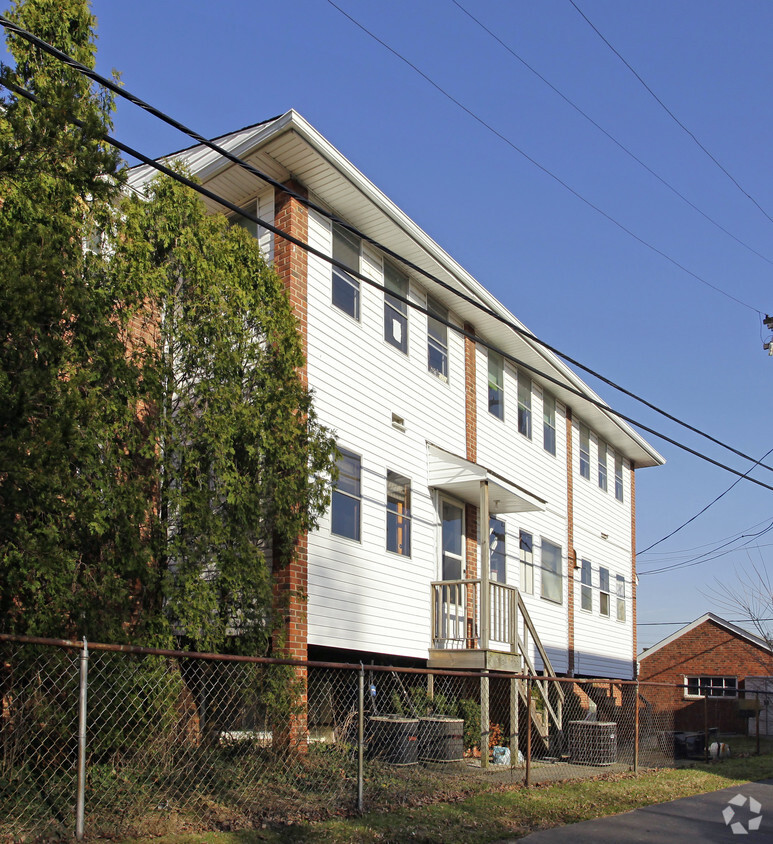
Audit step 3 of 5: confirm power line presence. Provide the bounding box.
[322,0,762,315]
[637,445,773,556]
[641,516,773,558]
[639,529,773,577]
[569,0,773,228]
[2,15,772,481]
[452,0,773,269]
[638,618,773,626]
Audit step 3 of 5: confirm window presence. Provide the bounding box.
[599,566,610,616]
[427,295,448,380]
[332,223,360,319]
[616,574,625,621]
[489,518,506,582]
[488,351,504,419]
[615,454,624,502]
[543,392,556,455]
[230,200,258,239]
[685,677,737,698]
[384,262,408,353]
[386,472,411,555]
[580,559,592,612]
[331,449,361,540]
[598,440,608,491]
[579,425,591,480]
[518,373,532,438]
[541,539,562,603]
[441,499,464,580]
[519,531,534,594]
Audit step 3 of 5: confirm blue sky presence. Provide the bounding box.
[4,1,773,650]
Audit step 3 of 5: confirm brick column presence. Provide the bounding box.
[272,181,309,745]
[566,408,576,675]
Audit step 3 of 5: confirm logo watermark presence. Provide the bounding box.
[723,793,763,835]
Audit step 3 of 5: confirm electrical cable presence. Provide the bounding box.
[637,445,773,557]
[322,0,762,315]
[452,0,773,269]
[569,0,773,227]
[640,515,773,558]
[5,76,773,497]
[1,14,772,479]
[638,618,773,626]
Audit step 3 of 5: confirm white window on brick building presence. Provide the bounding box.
[684,677,737,698]
[331,223,360,320]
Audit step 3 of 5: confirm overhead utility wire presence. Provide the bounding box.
[642,515,773,558]
[1,16,771,478]
[323,0,761,315]
[5,78,773,499]
[638,618,773,626]
[452,0,773,269]
[569,0,773,228]
[637,445,773,557]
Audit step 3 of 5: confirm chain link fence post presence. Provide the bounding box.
[634,680,640,773]
[76,638,89,841]
[525,676,532,787]
[357,664,364,813]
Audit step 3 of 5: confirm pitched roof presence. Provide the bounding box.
[639,612,773,661]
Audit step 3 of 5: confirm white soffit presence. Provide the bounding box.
[427,444,545,515]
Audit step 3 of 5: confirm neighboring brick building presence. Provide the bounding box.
[638,613,773,733]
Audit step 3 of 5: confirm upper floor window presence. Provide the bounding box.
[488,351,504,420]
[616,574,625,622]
[519,530,534,594]
[579,425,591,480]
[427,295,448,380]
[331,449,361,541]
[230,200,258,239]
[518,373,532,439]
[384,262,408,353]
[615,454,624,502]
[599,566,610,616]
[598,440,608,491]
[580,559,592,611]
[332,223,360,320]
[386,471,411,556]
[489,518,506,582]
[543,393,556,455]
[541,539,562,604]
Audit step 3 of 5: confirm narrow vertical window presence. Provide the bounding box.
[616,574,626,621]
[331,449,361,540]
[599,566,610,617]
[581,559,592,611]
[598,440,608,491]
[579,424,591,480]
[519,530,534,594]
[386,472,411,555]
[615,454,624,502]
[543,392,556,455]
[488,351,504,419]
[331,223,360,319]
[230,200,258,239]
[384,262,408,353]
[518,373,532,438]
[427,295,448,380]
[489,518,506,582]
[541,539,562,603]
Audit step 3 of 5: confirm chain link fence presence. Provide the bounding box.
[0,634,763,841]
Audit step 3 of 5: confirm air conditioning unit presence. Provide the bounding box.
[568,720,617,765]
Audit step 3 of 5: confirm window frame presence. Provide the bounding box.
[519,530,534,595]
[543,392,556,456]
[580,559,592,612]
[599,566,610,617]
[427,295,449,381]
[331,222,361,321]
[579,424,591,480]
[615,454,624,502]
[488,350,504,420]
[540,538,562,604]
[386,471,411,556]
[384,261,409,354]
[489,517,506,582]
[684,676,738,699]
[615,573,625,622]
[518,373,532,439]
[331,448,362,542]
[598,440,608,491]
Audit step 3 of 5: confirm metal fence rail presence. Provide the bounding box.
[0,634,763,841]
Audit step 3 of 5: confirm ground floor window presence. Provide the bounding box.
[685,676,737,698]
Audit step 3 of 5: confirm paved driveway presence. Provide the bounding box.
[518,779,773,843]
